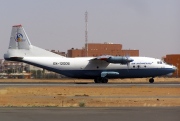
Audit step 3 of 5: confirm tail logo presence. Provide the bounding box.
[15,33,24,42]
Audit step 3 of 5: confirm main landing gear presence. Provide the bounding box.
[149,78,154,83]
[94,77,108,83]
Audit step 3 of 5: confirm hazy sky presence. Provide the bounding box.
[0,0,180,59]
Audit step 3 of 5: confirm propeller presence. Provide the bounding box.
[125,55,134,71]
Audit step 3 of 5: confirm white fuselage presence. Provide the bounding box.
[21,56,176,79]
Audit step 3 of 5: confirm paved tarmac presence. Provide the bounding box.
[0,107,179,121]
[0,82,180,88]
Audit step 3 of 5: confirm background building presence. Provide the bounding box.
[51,50,66,56]
[0,60,61,79]
[0,60,31,78]
[163,54,180,77]
[68,43,139,57]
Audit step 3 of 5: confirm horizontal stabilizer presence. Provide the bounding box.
[5,57,23,61]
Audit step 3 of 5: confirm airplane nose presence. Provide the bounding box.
[166,66,177,76]
[172,66,177,71]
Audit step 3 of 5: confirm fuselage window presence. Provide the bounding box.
[133,66,135,68]
[144,65,146,68]
[137,65,140,68]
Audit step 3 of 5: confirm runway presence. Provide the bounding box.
[0,107,179,121]
[0,82,180,87]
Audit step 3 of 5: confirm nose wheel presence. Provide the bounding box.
[149,78,154,83]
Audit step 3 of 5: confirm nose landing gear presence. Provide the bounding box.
[149,78,154,83]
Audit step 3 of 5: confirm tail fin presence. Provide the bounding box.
[9,25,31,49]
[4,25,65,60]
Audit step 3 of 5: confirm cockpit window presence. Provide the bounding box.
[157,61,162,64]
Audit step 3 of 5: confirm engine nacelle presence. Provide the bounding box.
[106,56,133,64]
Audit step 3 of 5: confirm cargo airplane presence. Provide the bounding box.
[4,25,177,83]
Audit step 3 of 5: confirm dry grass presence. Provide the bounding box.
[0,84,180,107]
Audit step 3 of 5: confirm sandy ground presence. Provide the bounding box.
[0,78,180,107]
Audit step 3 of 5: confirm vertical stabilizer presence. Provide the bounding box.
[9,25,31,49]
[5,25,65,59]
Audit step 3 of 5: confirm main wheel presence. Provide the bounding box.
[102,78,108,83]
[94,77,101,83]
[94,77,108,83]
[149,78,154,83]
